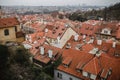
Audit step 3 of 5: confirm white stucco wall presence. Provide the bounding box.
[101,28,111,35]
[82,71,88,77]
[90,74,97,80]
[54,69,81,80]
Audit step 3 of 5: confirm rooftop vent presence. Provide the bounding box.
[40,46,44,55]
[48,50,53,58]
[89,48,99,54]
[57,36,60,43]
[97,39,102,45]
[75,44,82,50]
[74,34,79,41]
[112,41,116,48]
[66,43,71,49]
[45,28,48,33]
[88,38,94,44]
[62,57,72,67]
[34,40,38,44]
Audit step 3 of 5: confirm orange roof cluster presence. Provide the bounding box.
[33,44,62,65]
[46,25,67,39]
[57,49,94,79]
[79,23,98,36]
[0,17,19,29]
[95,21,120,39]
[57,48,120,80]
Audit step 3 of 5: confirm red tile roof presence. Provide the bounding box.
[33,44,62,64]
[0,17,19,29]
[57,49,94,79]
[83,57,101,75]
[62,57,72,65]
[116,27,120,39]
[100,53,120,80]
[100,68,109,78]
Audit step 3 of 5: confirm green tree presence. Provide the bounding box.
[13,46,30,66]
[0,44,11,80]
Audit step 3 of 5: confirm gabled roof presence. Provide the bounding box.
[100,68,109,78]
[62,57,72,66]
[0,17,19,29]
[33,44,62,64]
[83,57,101,75]
[57,49,94,79]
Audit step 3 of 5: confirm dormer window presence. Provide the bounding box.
[62,28,65,31]
[52,31,56,34]
[56,26,59,29]
[101,28,111,35]
[104,30,108,34]
[62,57,72,67]
[58,33,62,36]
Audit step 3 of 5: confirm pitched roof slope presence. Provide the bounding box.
[83,57,101,75]
[0,17,19,28]
[57,49,94,79]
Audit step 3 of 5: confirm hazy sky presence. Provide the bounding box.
[0,0,120,6]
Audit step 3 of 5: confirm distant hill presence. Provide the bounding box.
[68,2,120,21]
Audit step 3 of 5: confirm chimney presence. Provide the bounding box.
[48,50,53,58]
[34,40,38,44]
[74,34,79,41]
[97,39,102,45]
[57,36,60,43]
[108,68,112,75]
[25,35,29,41]
[45,28,48,33]
[83,35,86,39]
[40,46,44,55]
[112,41,116,48]
[88,38,94,44]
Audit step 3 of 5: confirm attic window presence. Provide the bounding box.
[62,28,65,31]
[62,57,72,67]
[58,33,62,36]
[86,27,89,30]
[66,43,71,49]
[56,26,59,29]
[76,62,84,72]
[52,31,56,34]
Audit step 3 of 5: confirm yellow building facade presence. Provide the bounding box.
[0,17,24,44]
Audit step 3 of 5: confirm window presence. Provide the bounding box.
[104,30,108,34]
[57,72,62,79]
[4,29,9,36]
[69,77,73,80]
[15,26,17,32]
[87,73,91,78]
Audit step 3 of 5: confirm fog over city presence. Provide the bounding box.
[0,0,120,6]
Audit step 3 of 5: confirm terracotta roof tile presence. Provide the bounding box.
[0,17,19,29]
[57,49,94,79]
[83,57,101,75]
